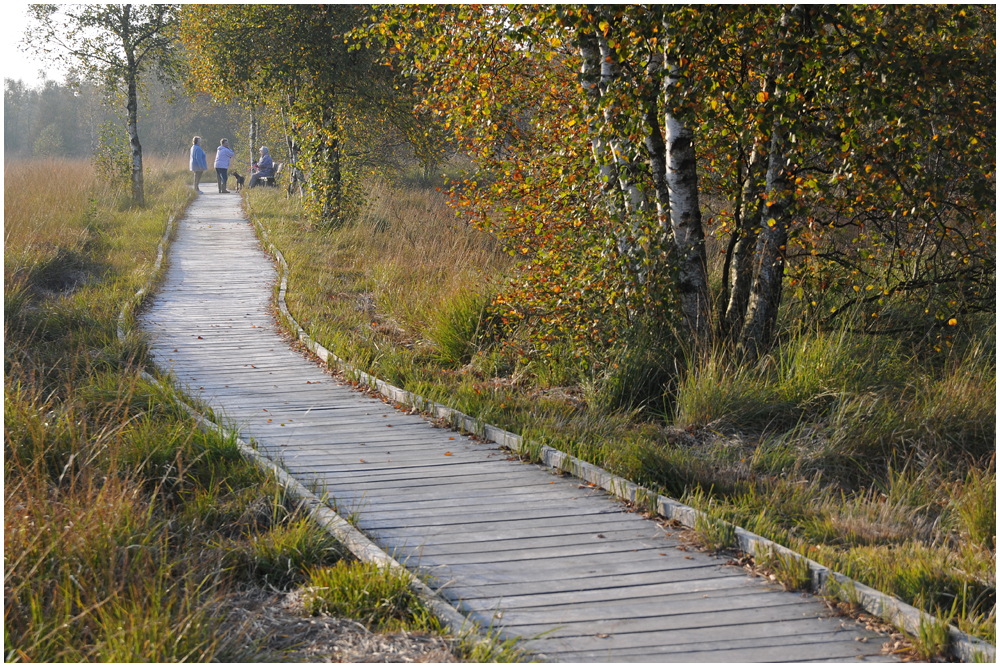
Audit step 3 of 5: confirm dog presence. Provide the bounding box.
[230,170,245,192]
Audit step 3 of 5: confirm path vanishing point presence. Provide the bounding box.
[140,191,896,662]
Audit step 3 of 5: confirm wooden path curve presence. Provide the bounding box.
[140,192,894,662]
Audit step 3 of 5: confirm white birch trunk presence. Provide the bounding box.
[578,30,619,210]
[120,5,144,206]
[663,14,710,338]
[597,33,648,223]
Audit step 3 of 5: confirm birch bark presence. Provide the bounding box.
[642,49,670,235]
[720,130,768,340]
[122,6,144,207]
[738,6,803,362]
[597,32,649,226]
[577,29,620,216]
[662,13,710,338]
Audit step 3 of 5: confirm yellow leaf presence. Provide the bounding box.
[948,318,958,326]
[767,218,777,227]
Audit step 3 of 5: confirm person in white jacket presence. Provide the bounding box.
[214,138,235,193]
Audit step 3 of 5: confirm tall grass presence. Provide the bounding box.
[247,172,996,644]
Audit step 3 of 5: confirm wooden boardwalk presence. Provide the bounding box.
[140,192,894,662]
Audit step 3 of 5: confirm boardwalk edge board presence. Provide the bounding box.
[117,203,512,660]
[249,210,994,664]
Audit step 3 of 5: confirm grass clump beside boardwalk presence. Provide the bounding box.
[2,159,462,661]
[304,561,437,632]
[246,176,996,646]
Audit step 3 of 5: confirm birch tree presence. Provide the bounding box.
[25,4,177,207]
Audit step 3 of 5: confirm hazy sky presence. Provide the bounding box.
[4,3,68,87]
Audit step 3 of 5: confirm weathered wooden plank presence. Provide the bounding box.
[547,627,882,659]
[360,510,645,536]
[434,564,736,601]
[503,601,837,641]
[436,571,742,605]
[488,588,807,626]
[416,553,725,590]
[356,504,641,531]
[365,516,669,547]
[453,574,757,612]
[547,637,889,663]
[393,541,684,568]
[385,530,670,561]
[315,476,603,506]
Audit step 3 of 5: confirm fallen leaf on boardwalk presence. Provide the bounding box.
[267,419,272,423]
[197,336,203,339]
[444,452,452,456]
[596,633,610,639]
[685,556,694,560]
[449,437,455,440]
[386,424,392,428]
[597,534,606,538]
[360,459,365,463]
[263,408,268,411]
[659,553,666,556]
[173,349,178,352]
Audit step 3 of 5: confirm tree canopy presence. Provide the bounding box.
[364,4,995,364]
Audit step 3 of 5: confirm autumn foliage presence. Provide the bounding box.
[365,5,994,366]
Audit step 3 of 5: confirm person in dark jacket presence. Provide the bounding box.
[190,136,207,193]
[248,146,274,189]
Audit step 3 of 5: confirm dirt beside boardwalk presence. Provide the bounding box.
[216,587,457,662]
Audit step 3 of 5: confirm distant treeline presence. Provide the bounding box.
[4,76,242,160]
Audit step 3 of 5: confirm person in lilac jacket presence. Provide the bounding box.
[189,136,207,193]
[214,138,235,193]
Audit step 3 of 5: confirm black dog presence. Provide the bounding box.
[230,170,245,192]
